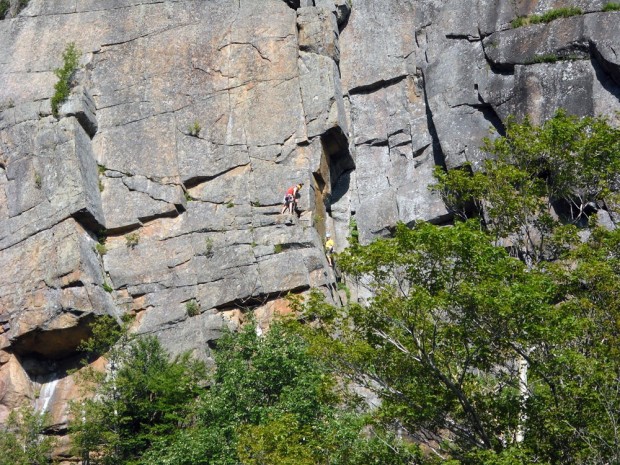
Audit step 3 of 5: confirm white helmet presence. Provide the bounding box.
[325,233,331,238]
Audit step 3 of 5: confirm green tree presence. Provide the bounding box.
[300,222,557,461]
[433,110,620,264]
[300,111,620,464]
[70,322,206,465]
[141,322,419,465]
[0,407,55,465]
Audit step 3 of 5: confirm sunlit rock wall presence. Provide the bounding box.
[1,0,619,454]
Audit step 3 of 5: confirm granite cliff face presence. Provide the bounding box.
[1,0,619,453]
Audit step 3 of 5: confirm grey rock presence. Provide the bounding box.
[0,117,104,250]
[60,86,98,137]
[298,52,347,138]
[483,12,620,76]
[151,311,226,361]
[585,12,620,85]
[510,61,595,124]
[3,0,620,445]
[0,218,116,359]
[101,176,181,232]
[425,40,501,169]
[339,0,416,92]
[483,16,588,69]
[297,7,340,61]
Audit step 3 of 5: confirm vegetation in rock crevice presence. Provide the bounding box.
[51,42,80,117]
[603,2,620,11]
[511,7,583,28]
[0,0,28,20]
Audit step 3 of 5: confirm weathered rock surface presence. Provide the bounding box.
[1,0,620,457]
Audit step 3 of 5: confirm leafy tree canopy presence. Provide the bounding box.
[72,319,419,465]
[299,111,620,464]
[0,407,55,465]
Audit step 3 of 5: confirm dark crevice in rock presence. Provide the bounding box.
[590,42,620,89]
[99,21,192,49]
[137,209,180,225]
[71,209,105,234]
[60,280,85,290]
[183,163,251,189]
[215,285,310,313]
[421,72,447,170]
[478,103,506,136]
[357,138,389,147]
[104,222,143,236]
[426,212,456,226]
[413,143,432,158]
[446,33,482,41]
[19,353,82,380]
[275,241,315,252]
[337,4,351,33]
[9,312,97,360]
[452,102,506,136]
[282,0,301,10]
[348,75,408,95]
[321,126,355,185]
[329,168,352,206]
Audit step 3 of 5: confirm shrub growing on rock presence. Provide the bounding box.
[51,42,80,117]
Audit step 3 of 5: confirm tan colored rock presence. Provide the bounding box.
[254,297,295,333]
[0,354,32,423]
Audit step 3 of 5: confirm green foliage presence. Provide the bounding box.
[300,111,620,463]
[0,0,28,20]
[77,315,125,362]
[140,322,418,465]
[603,2,620,11]
[204,237,214,257]
[96,242,107,255]
[337,281,351,301]
[301,221,620,463]
[34,172,42,189]
[348,216,359,244]
[0,0,9,20]
[71,334,206,465]
[226,201,234,208]
[97,229,108,244]
[526,54,580,65]
[304,222,552,456]
[188,120,201,137]
[125,232,140,248]
[531,7,582,23]
[530,53,559,64]
[51,42,80,117]
[433,111,620,264]
[0,408,55,465]
[432,165,486,220]
[273,243,283,254]
[185,299,200,317]
[102,282,113,293]
[512,7,582,27]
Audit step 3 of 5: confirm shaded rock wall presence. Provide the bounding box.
[1,0,619,448]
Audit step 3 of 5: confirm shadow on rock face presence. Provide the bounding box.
[9,312,97,361]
